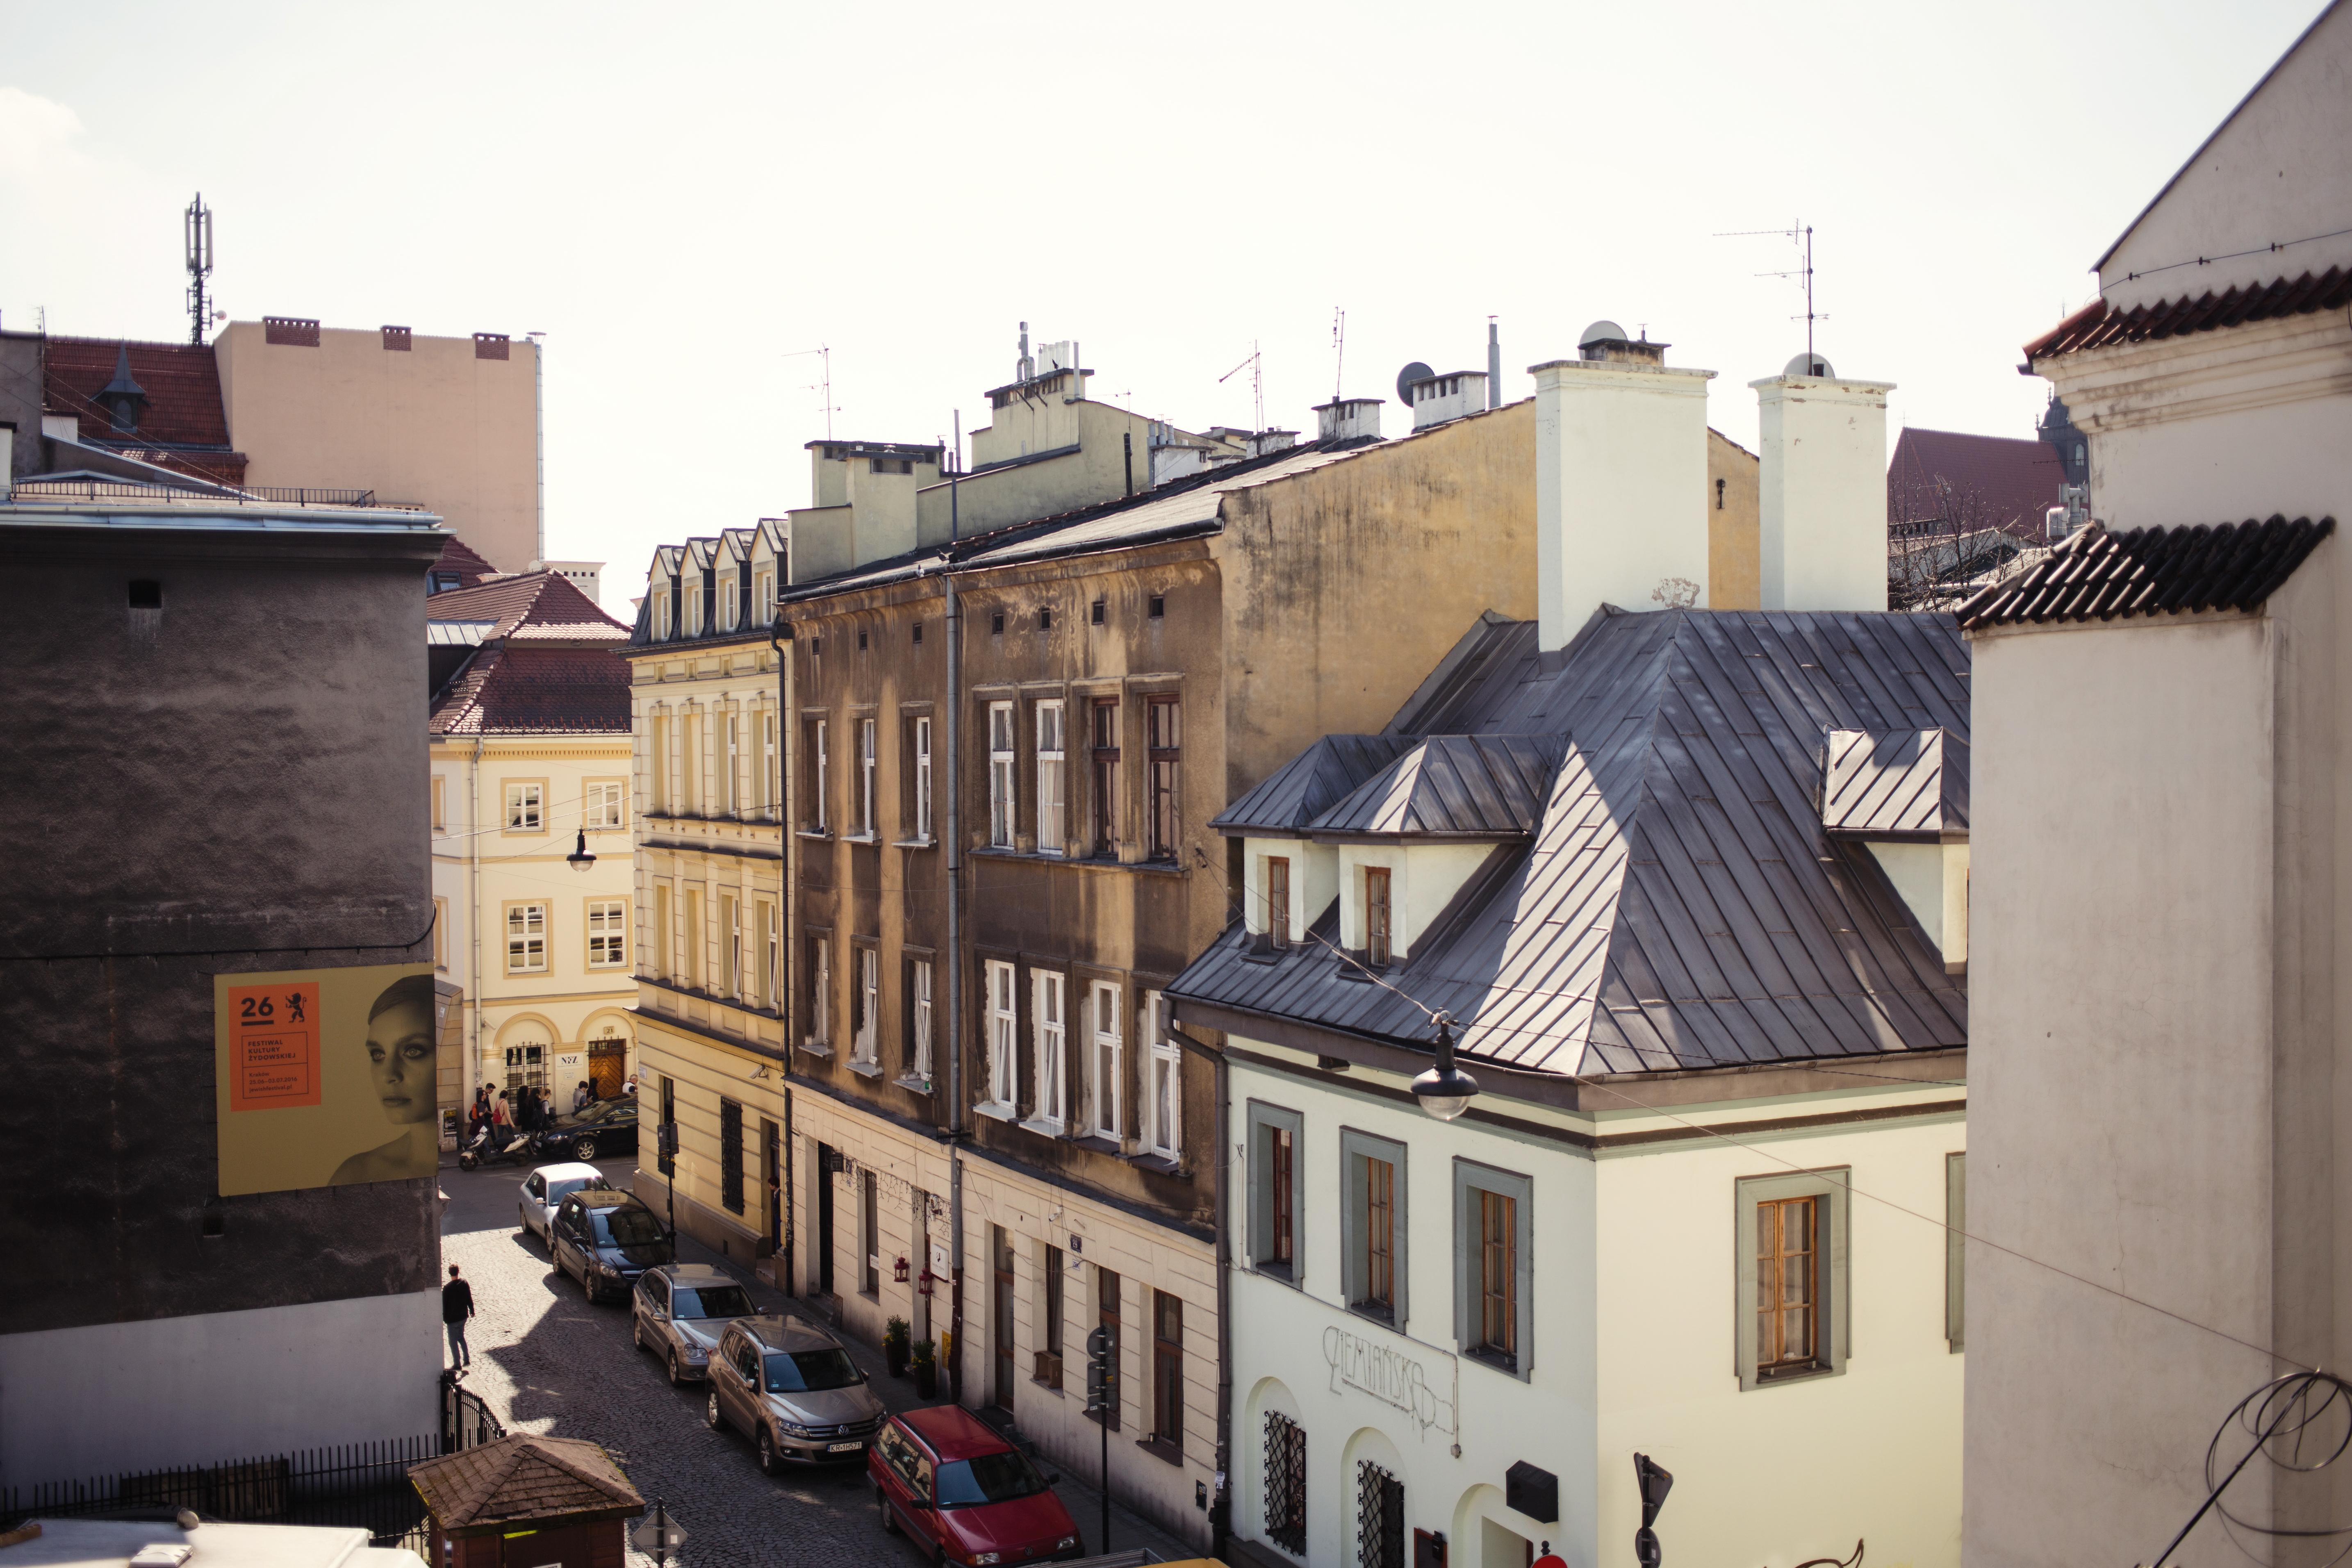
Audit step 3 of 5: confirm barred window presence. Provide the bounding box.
[719,1098,745,1215]
[1264,1411,1306,1554]
[1356,1461,1404,1568]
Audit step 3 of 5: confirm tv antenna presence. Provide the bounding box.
[184,193,215,346]
[783,346,839,440]
[1220,341,1264,434]
[1717,220,1827,369]
[1330,308,1346,401]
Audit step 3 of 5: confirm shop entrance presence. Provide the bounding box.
[587,1038,627,1099]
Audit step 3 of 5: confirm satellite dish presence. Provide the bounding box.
[1579,319,1628,348]
[1784,351,1835,378]
[1396,362,1434,407]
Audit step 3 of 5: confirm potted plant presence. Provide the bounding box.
[884,1316,911,1379]
[911,1337,938,1398]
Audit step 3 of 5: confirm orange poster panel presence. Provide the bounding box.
[226,980,322,1111]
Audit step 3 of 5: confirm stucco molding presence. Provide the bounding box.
[2033,310,2352,435]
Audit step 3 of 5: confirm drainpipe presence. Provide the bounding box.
[1167,1021,1232,1556]
[468,735,485,1102]
[772,623,795,1295]
[942,565,967,1405]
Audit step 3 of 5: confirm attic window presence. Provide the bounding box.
[913,622,924,645]
[1039,608,1053,631]
[1149,594,1166,619]
[858,630,869,652]
[991,612,1005,636]
[1091,600,1106,626]
[127,579,163,610]
[811,637,822,657]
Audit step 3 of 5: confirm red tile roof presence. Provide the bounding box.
[426,569,626,640]
[1958,514,2335,629]
[43,337,246,484]
[430,643,632,735]
[2024,268,2352,360]
[1887,427,2066,539]
[429,535,499,588]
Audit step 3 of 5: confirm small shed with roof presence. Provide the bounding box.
[407,1435,642,1568]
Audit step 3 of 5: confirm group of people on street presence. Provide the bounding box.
[464,1076,608,1149]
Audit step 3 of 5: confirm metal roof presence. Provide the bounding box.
[1823,728,1968,838]
[1213,735,1410,835]
[1311,734,1562,839]
[1957,514,2335,629]
[1171,606,1972,1078]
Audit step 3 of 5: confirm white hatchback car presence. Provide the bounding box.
[518,1163,611,1245]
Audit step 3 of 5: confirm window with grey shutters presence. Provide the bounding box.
[1734,1167,1851,1390]
[1453,1159,1532,1377]
[1248,1102,1305,1283]
[1342,1129,1407,1325]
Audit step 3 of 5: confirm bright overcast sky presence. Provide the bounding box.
[0,0,2323,613]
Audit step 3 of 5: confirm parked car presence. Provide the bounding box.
[871,1405,1081,1567]
[631,1263,757,1386]
[517,1163,612,1246]
[549,1187,672,1302]
[534,1094,638,1163]
[703,1314,888,1473]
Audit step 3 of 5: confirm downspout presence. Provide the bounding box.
[1168,1021,1232,1554]
[942,564,967,1405]
[469,735,485,1103]
[772,622,795,1295]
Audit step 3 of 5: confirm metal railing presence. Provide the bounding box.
[0,1438,436,1550]
[9,478,429,510]
[442,1373,506,1452]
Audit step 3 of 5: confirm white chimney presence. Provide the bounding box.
[1407,371,1488,430]
[1751,356,1893,612]
[1314,398,1383,444]
[1530,324,1714,649]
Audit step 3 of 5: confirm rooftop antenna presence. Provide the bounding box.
[783,346,838,440]
[1716,219,1828,370]
[1331,309,1346,402]
[1219,341,1264,434]
[184,193,214,346]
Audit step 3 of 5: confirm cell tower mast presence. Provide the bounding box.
[184,194,215,346]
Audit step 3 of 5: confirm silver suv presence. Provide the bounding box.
[703,1314,888,1474]
[631,1264,756,1385]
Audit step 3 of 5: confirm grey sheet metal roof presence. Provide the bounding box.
[1172,606,1972,1078]
[1312,735,1562,838]
[1823,728,1968,838]
[1214,735,1409,834]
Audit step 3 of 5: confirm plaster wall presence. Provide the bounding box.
[1965,611,2279,1568]
[1753,375,1894,613]
[0,1289,440,1487]
[214,325,540,572]
[1244,836,1337,945]
[0,330,41,479]
[1530,360,1713,648]
[1863,841,1969,963]
[1705,430,1761,611]
[924,398,1161,540]
[1336,842,1494,960]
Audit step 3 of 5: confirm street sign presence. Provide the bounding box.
[631,1501,688,1558]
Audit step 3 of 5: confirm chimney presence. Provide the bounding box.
[1407,371,1489,430]
[1751,354,1893,612]
[1530,321,1714,649]
[1314,398,1383,444]
[1487,319,1501,409]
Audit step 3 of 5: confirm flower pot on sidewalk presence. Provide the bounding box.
[885,1316,910,1379]
[911,1339,937,1398]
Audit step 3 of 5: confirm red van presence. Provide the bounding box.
[870,1405,1084,1567]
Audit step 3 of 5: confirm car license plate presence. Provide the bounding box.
[827,1440,863,1453]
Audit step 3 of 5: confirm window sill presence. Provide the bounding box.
[843,832,881,846]
[1070,1133,1123,1157]
[1462,1344,1523,1379]
[799,1039,833,1058]
[796,829,833,842]
[847,1059,885,1079]
[1751,1360,1838,1390]
[1017,1117,1069,1142]
[1083,1408,1121,1433]
[1135,1436,1184,1468]
[968,847,1187,878]
[972,1101,1018,1124]
[894,1075,935,1096]
[1123,1150,1185,1177]
[1251,1261,1298,1287]
[1346,1302,1398,1330]
[891,837,937,850]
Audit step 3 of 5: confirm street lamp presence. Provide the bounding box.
[1410,1013,1479,1121]
[566,827,595,873]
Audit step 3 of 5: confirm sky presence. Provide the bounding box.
[0,0,2325,615]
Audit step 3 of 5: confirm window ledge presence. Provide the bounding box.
[1017,1117,1070,1141]
[1123,1151,1185,1177]
[1083,1408,1120,1433]
[967,847,1187,878]
[1134,1436,1184,1468]
[1346,1303,1399,1330]
[796,829,833,842]
[972,1101,1018,1124]
[799,1038,833,1058]
[891,837,937,850]
[847,1058,885,1079]
[1462,1345,1523,1379]
[1070,1133,1122,1157]
[843,832,881,846]
[1251,1261,1298,1287]
[893,1075,935,1096]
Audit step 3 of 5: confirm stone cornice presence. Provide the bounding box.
[2033,308,2352,435]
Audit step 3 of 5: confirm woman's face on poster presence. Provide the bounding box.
[365,999,437,1125]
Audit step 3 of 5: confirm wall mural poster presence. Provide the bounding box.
[213,962,439,1195]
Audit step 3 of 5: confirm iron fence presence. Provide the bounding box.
[443,1375,506,1452]
[0,1438,436,1550]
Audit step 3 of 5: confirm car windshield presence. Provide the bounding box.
[934,1450,1049,1508]
[763,1348,863,1392]
[592,1207,667,1247]
[575,1099,632,1125]
[674,1285,753,1319]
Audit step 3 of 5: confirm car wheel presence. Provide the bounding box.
[574,1137,597,1162]
[668,1349,685,1387]
[756,1426,780,1476]
[878,1487,900,1535]
[705,1386,724,1431]
[632,1317,645,1351]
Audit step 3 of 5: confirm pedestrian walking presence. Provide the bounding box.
[442,1264,474,1370]
[491,1090,512,1147]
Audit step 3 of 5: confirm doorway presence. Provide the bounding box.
[761,1120,781,1258]
[816,1142,838,1297]
[992,1225,1016,1410]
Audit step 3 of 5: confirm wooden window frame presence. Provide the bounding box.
[1087,979,1122,1140]
[1452,1158,1532,1377]
[652,883,671,981]
[1151,1289,1184,1450]
[683,888,704,990]
[1247,1100,1305,1283]
[719,1097,745,1214]
[804,717,830,833]
[503,778,548,835]
[1734,1167,1851,1390]
[1035,699,1066,856]
[1030,969,1068,1131]
[906,957,935,1085]
[988,702,1017,848]
[1143,990,1181,1161]
[585,898,628,970]
[503,900,549,975]
[804,934,833,1052]
[913,715,935,841]
[1364,866,1392,967]
[1263,856,1292,950]
[851,942,881,1068]
[430,776,446,834]
[651,713,670,816]
[719,894,740,998]
[1040,1244,1066,1388]
[1342,1128,1408,1325]
[985,959,1018,1110]
[858,717,878,838]
[761,710,779,821]
[757,899,779,1007]
[1089,697,1121,858]
[584,777,628,833]
[1145,695,1180,862]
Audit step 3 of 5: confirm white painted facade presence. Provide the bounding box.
[1224,1041,1966,1568]
[1752,374,1893,613]
[0,1289,441,1488]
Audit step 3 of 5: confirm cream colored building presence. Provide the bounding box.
[217,318,542,573]
[429,563,638,1127]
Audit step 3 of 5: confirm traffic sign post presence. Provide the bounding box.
[631,1499,688,1566]
[1084,1324,1116,1553]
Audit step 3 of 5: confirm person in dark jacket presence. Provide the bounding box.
[442,1264,474,1369]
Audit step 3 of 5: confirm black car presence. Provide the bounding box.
[550,1187,673,1302]
[535,1094,638,1163]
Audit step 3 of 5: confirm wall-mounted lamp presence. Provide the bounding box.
[566,828,595,874]
[916,1266,936,1297]
[893,1254,911,1284]
[1410,1013,1478,1121]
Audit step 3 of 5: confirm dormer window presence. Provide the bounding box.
[654,591,671,639]
[1264,856,1291,950]
[1364,867,1392,966]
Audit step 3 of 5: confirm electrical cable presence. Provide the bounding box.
[2145,1370,2352,1568]
[2103,225,2352,294]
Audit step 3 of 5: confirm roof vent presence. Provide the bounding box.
[264,316,320,348]
[1578,321,1669,366]
[98,343,148,434]
[1783,351,1835,378]
[1578,320,1628,348]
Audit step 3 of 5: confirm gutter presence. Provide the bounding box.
[770,622,795,1294]
[1167,1023,1232,1554]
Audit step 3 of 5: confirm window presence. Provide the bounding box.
[986,960,1018,1109]
[756,568,775,625]
[685,582,702,635]
[682,711,701,815]
[1032,971,1067,1130]
[505,903,548,974]
[852,945,879,1067]
[1264,856,1291,949]
[1454,1160,1532,1375]
[1151,1290,1183,1450]
[430,776,446,833]
[1035,700,1066,855]
[1088,981,1122,1140]
[1356,1462,1404,1568]
[856,717,877,837]
[1091,599,1105,626]
[759,901,779,1009]
[720,894,740,997]
[724,713,740,817]
[585,779,626,831]
[912,716,934,840]
[1095,1266,1122,1430]
[433,897,449,970]
[991,611,1005,636]
[805,718,829,832]
[1947,1152,1966,1352]
[658,1075,676,1177]
[1089,698,1120,856]
[908,959,934,1083]
[1146,696,1180,860]
[653,884,671,980]
[1040,1245,1066,1386]
[1734,1168,1850,1389]
[1039,607,1053,631]
[655,589,671,639]
[651,714,670,815]
[684,889,704,989]
[1149,593,1165,619]
[587,899,627,969]
[762,712,778,819]
[1343,1129,1407,1324]
[1264,1411,1306,1554]
[806,937,832,1050]
[1143,992,1181,1161]
[988,703,1016,847]
[505,781,544,833]
[1248,1101,1304,1280]
[720,1098,744,1215]
[861,1170,880,1294]
[1364,867,1392,966]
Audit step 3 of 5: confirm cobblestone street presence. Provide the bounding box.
[437,1158,1197,1568]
